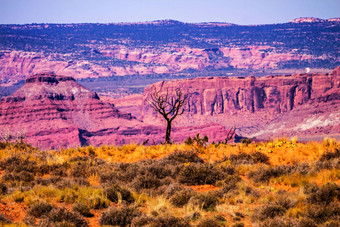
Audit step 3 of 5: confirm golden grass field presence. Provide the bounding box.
[0,137,339,226]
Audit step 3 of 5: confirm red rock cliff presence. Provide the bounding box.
[139,66,340,139]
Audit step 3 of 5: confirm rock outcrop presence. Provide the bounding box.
[0,73,230,148]
[114,66,340,140]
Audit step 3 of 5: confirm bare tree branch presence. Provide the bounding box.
[146,85,188,143]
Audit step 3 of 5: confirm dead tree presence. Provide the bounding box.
[225,127,236,144]
[147,86,188,144]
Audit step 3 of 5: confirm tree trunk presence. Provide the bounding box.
[165,120,172,144]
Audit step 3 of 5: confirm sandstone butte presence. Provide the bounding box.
[0,73,228,149]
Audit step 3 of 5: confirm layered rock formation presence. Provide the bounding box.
[114,66,340,140]
[0,73,230,148]
[0,46,316,87]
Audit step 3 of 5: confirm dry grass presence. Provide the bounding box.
[0,138,339,226]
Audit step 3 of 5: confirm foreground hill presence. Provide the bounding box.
[0,140,339,226]
[0,17,339,98]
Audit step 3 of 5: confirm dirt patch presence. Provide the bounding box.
[0,201,27,223]
[184,185,221,193]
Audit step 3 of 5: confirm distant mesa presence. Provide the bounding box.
[290,17,340,23]
[25,73,75,84]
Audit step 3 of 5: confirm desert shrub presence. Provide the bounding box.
[23,215,36,226]
[39,207,88,227]
[298,218,318,227]
[152,216,190,227]
[295,162,311,175]
[197,217,222,227]
[115,162,140,182]
[315,148,340,170]
[0,156,37,173]
[144,163,173,179]
[50,163,69,177]
[190,192,219,211]
[72,203,93,217]
[105,184,135,204]
[305,183,340,205]
[170,188,195,207]
[248,165,294,183]
[323,220,340,227]
[305,203,340,224]
[27,201,53,218]
[215,214,226,222]
[274,194,296,210]
[36,176,62,186]
[0,182,7,194]
[218,164,235,175]
[231,223,245,227]
[0,214,11,224]
[319,148,340,161]
[228,151,269,165]
[132,175,162,190]
[222,175,242,193]
[2,171,34,182]
[131,215,190,227]
[100,205,141,226]
[260,216,298,227]
[178,163,224,185]
[131,215,155,226]
[253,204,286,221]
[70,162,90,178]
[164,150,203,164]
[73,177,90,186]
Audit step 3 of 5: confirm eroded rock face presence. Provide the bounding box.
[0,73,230,148]
[0,45,316,86]
[137,66,340,140]
[0,73,142,149]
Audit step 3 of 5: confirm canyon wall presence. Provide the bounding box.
[138,66,340,139]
